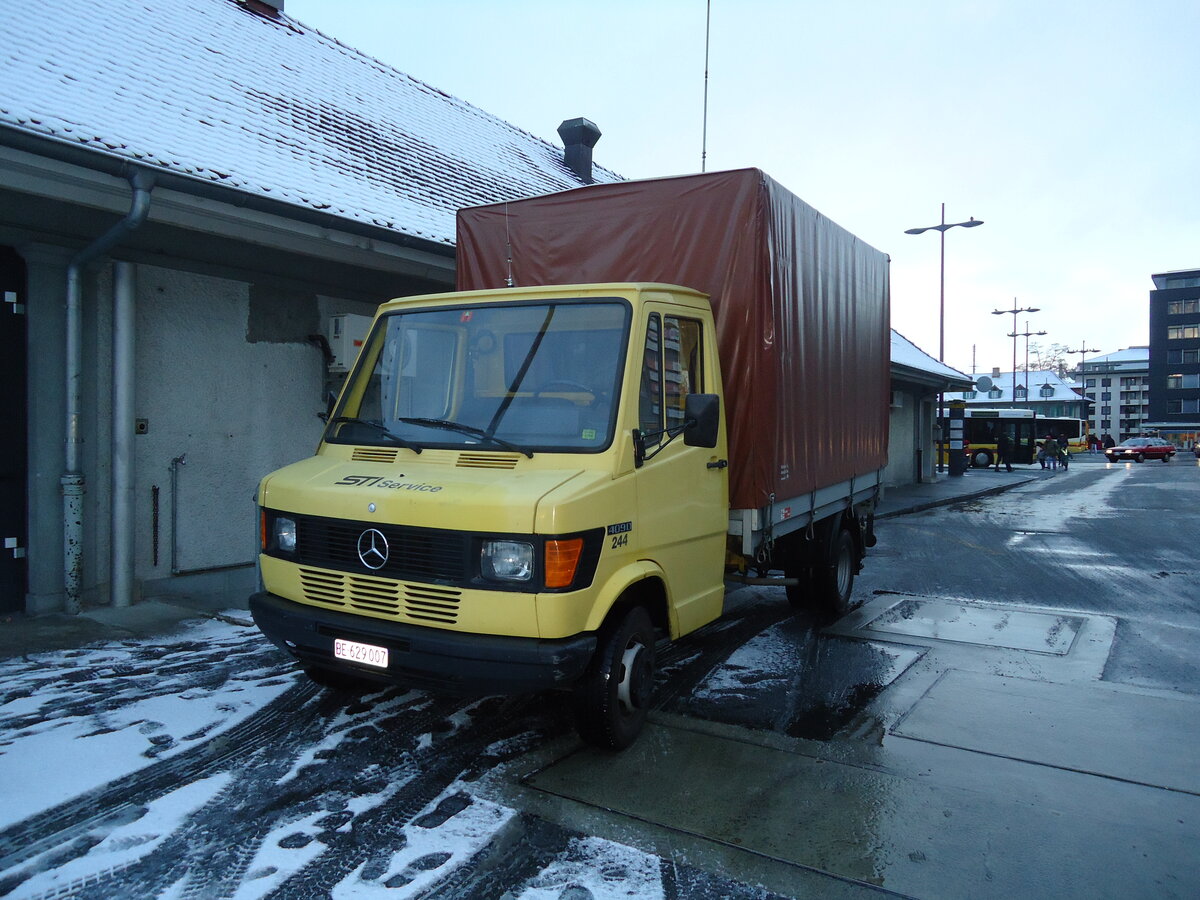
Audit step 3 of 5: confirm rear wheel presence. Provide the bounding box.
[973,450,993,468]
[815,527,857,620]
[573,606,656,751]
[1135,453,1145,463]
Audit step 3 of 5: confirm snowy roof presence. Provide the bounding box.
[1081,347,1149,368]
[949,369,1089,404]
[0,0,621,247]
[890,330,973,386]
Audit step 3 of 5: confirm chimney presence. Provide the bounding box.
[557,118,601,184]
[992,367,1001,378]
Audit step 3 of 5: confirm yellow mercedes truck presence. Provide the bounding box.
[250,170,890,749]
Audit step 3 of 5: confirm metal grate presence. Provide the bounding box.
[300,568,460,624]
[456,452,521,469]
[352,447,399,463]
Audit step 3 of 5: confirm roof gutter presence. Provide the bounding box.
[0,125,456,260]
[63,165,154,613]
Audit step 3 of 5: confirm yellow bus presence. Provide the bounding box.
[949,409,1087,468]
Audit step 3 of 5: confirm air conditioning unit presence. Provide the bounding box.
[890,390,905,409]
[327,314,372,373]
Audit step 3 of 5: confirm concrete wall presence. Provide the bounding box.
[28,253,380,610]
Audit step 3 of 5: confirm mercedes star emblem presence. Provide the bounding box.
[357,528,389,570]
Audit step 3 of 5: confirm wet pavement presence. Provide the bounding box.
[2,454,1198,898]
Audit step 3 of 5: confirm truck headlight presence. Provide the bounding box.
[481,540,533,582]
[274,516,298,553]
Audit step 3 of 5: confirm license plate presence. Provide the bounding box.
[333,638,389,669]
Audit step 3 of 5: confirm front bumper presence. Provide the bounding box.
[249,591,596,694]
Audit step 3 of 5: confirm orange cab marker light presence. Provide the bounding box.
[260,509,268,551]
[544,538,584,588]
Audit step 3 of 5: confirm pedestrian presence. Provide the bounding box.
[1043,435,1059,472]
[994,431,1014,472]
[1058,435,1070,471]
[1103,433,1116,450]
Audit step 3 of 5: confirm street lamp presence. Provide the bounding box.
[1065,342,1099,374]
[1008,320,1048,399]
[992,298,1040,407]
[906,204,984,473]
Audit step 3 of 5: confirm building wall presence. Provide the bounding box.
[19,246,382,612]
[1149,272,1200,436]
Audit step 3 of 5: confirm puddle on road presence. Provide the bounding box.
[862,596,1083,655]
[667,620,924,741]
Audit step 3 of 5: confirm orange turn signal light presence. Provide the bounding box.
[544,538,584,589]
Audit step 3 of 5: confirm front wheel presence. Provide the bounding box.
[573,606,656,751]
[972,450,993,468]
[1135,453,1145,463]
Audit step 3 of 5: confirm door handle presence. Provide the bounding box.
[706,459,728,469]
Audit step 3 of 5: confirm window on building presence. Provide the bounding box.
[1039,384,1054,397]
[1085,378,1096,388]
[988,388,1002,399]
[1100,392,1111,401]
[1167,324,1200,340]
[1015,387,1027,400]
[1167,299,1200,315]
[1101,378,1111,387]
[1100,419,1111,430]
[1167,374,1200,389]
[962,390,977,399]
[1168,399,1200,414]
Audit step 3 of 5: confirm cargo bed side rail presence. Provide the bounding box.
[728,469,883,558]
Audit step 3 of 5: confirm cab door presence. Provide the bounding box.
[633,307,728,636]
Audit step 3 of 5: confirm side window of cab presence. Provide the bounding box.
[639,312,703,447]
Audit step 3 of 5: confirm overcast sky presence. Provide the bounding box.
[285,0,1199,377]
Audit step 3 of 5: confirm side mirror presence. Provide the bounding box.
[683,394,720,448]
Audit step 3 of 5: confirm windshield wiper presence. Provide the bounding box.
[330,417,423,454]
[397,417,534,458]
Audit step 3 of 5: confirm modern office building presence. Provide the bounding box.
[1076,347,1149,441]
[1145,268,1200,447]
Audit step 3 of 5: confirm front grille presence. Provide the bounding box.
[292,513,470,583]
[299,568,461,623]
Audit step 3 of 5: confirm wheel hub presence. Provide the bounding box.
[616,640,651,714]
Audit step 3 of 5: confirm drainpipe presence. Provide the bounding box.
[63,166,154,613]
[111,260,136,608]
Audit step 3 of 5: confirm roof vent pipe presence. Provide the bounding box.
[557,118,601,184]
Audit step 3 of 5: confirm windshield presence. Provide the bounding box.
[327,299,630,454]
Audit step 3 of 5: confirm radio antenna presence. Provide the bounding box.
[701,0,711,172]
[504,200,515,287]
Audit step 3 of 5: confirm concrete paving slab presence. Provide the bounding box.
[892,669,1200,794]
[862,598,1084,655]
[525,718,1200,898]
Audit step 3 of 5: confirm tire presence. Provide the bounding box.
[573,606,656,751]
[973,450,993,468]
[1135,453,1144,463]
[815,527,857,620]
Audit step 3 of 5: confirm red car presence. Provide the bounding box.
[1105,437,1176,463]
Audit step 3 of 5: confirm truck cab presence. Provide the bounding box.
[251,283,729,749]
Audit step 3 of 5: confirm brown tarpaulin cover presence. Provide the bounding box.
[456,168,890,511]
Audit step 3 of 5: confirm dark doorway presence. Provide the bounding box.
[0,247,27,614]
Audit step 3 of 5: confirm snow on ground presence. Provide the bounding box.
[13,773,233,899]
[0,615,297,829]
